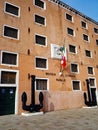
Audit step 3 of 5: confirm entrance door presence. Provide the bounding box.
[0,87,16,115]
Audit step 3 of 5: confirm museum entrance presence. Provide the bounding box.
[0,87,16,115]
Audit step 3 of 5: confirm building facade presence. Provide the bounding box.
[0,0,98,115]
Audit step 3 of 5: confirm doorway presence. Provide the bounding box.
[0,87,16,115]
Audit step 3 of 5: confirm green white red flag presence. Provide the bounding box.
[60,46,67,67]
[61,56,66,67]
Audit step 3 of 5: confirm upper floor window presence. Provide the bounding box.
[1,51,18,66]
[85,50,92,58]
[96,39,98,46]
[81,21,87,29]
[3,25,19,40]
[89,78,96,87]
[35,34,47,46]
[83,34,89,42]
[4,2,20,17]
[66,13,73,22]
[34,14,46,26]
[72,80,81,91]
[34,0,46,9]
[67,27,75,36]
[69,44,77,54]
[71,63,79,73]
[36,78,48,90]
[35,57,48,69]
[88,66,94,75]
[94,28,98,34]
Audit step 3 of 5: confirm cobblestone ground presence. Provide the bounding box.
[0,107,98,130]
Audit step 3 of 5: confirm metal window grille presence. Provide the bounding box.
[1,71,16,84]
[35,0,44,8]
[4,26,18,39]
[36,79,47,90]
[36,58,47,68]
[2,52,17,65]
[35,15,45,25]
[5,3,19,16]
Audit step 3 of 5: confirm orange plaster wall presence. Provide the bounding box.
[0,0,98,115]
[34,91,85,113]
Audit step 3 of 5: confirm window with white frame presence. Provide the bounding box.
[0,69,18,86]
[35,57,47,69]
[36,78,48,90]
[67,27,74,36]
[71,63,79,73]
[34,0,46,9]
[3,25,19,39]
[83,34,89,42]
[69,44,76,54]
[66,13,73,22]
[72,80,81,90]
[81,21,87,29]
[4,2,20,17]
[34,14,45,26]
[1,51,18,66]
[96,39,98,46]
[89,78,96,87]
[88,67,94,75]
[94,28,98,34]
[85,50,92,57]
[35,34,46,46]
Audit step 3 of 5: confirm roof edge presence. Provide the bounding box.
[49,0,98,25]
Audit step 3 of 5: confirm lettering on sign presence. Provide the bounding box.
[46,72,56,76]
[56,79,66,82]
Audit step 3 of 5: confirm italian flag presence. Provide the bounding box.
[61,46,67,67]
[61,56,66,67]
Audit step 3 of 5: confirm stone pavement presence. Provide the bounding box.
[0,107,98,130]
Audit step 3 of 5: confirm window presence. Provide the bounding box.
[96,39,98,45]
[4,2,20,17]
[34,0,46,9]
[69,44,76,54]
[81,21,87,29]
[72,80,81,90]
[83,34,89,42]
[1,51,18,66]
[67,28,74,36]
[35,14,45,26]
[1,71,16,84]
[85,50,92,57]
[3,25,19,39]
[36,78,48,90]
[89,78,95,87]
[71,63,79,73]
[0,69,18,86]
[88,67,94,75]
[66,13,73,22]
[35,57,47,69]
[94,28,98,34]
[35,34,46,46]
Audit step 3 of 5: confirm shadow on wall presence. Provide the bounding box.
[43,90,84,112]
[43,91,54,112]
